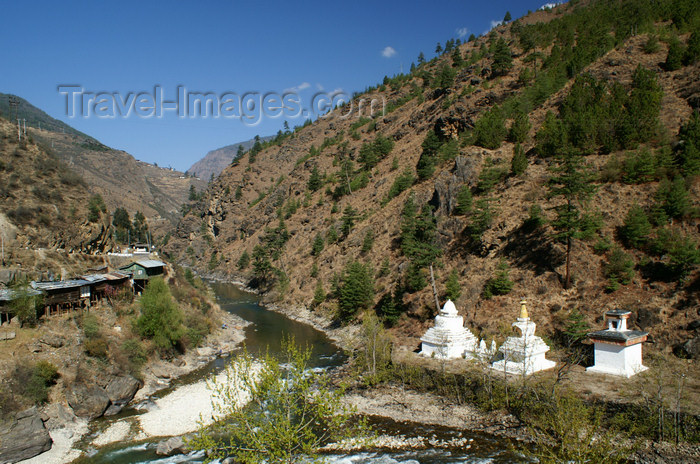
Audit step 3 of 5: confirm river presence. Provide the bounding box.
[81,282,526,463]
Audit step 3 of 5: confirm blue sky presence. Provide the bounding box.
[1,0,552,171]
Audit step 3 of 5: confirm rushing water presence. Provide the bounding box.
[82,282,526,464]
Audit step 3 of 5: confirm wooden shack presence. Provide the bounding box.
[32,279,92,317]
[80,271,131,303]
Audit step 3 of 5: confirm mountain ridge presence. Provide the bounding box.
[0,93,205,228]
[187,135,274,181]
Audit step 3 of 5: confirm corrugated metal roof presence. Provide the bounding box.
[0,287,43,302]
[80,274,108,283]
[32,279,91,291]
[135,259,166,268]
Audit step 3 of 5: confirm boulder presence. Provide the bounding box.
[105,375,140,407]
[156,436,188,456]
[0,407,52,463]
[39,332,66,348]
[43,403,78,430]
[66,383,110,420]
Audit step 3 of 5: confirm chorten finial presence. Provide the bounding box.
[519,298,528,319]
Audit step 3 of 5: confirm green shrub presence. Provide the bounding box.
[510,143,528,176]
[136,278,184,350]
[19,362,59,405]
[620,204,652,249]
[121,339,147,370]
[454,185,472,215]
[384,167,415,203]
[82,313,100,339]
[604,247,635,292]
[445,269,461,301]
[84,337,109,359]
[474,107,507,149]
[482,259,514,299]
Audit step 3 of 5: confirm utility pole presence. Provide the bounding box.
[429,264,440,314]
[17,119,21,142]
[23,119,26,137]
[8,96,19,121]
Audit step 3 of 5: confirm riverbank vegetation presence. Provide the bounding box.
[190,338,368,464]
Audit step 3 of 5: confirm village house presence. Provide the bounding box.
[119,259,165,293]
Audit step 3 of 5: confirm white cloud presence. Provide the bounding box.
[316,83,324,91]
[484,20,504,34]
[284,81,311,93]
[456,27,468,38]
[539,2,562,10]
[381,46,397,58]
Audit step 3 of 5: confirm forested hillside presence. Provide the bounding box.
[168,0,700,356]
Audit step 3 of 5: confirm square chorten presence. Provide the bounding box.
[586,309,648,378]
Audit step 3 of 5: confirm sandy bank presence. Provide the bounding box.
[16,419,88,464]
[138,364,255,438]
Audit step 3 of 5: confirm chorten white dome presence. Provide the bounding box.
[420,300,478,360]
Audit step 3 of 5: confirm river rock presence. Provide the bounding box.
[66,382,110,420]
[155,436,188,456]
[0,407,52,463]
[105,375,140,406]
[43,403,78,430]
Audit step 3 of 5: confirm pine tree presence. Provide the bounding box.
[311,233,325,256]
[338,260,375,322]
[327,225,338,244]
[508,112,531,143]
[307,165,322,191]
[435,42,443,54]
[492,38,513,76]
[482,259,514,298]
[237,250,250,269]
[503,11,512,22]
[548,150,597,288]
[451,47,464,67]
[361,229,374,253]
[454,185,473,215]
[665,37,684,71]
[657,176,691,219]
[474,107,507,149]
[604,246,635,292]
[312,280,326,307]
[445,269,461,300]
[511,143,528,176]
[417,51,425,64]
[677,112,700,176]
[341,204,357,237]
[252,245,273,285]
[416,130,441,180]
[620,204,652,249]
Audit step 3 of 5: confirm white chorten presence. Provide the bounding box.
[586,309,648,378]
[491,299,556,375]
[420,300,478,359]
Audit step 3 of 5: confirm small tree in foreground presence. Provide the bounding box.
[136,277,184,350]
[189,338,367,463]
